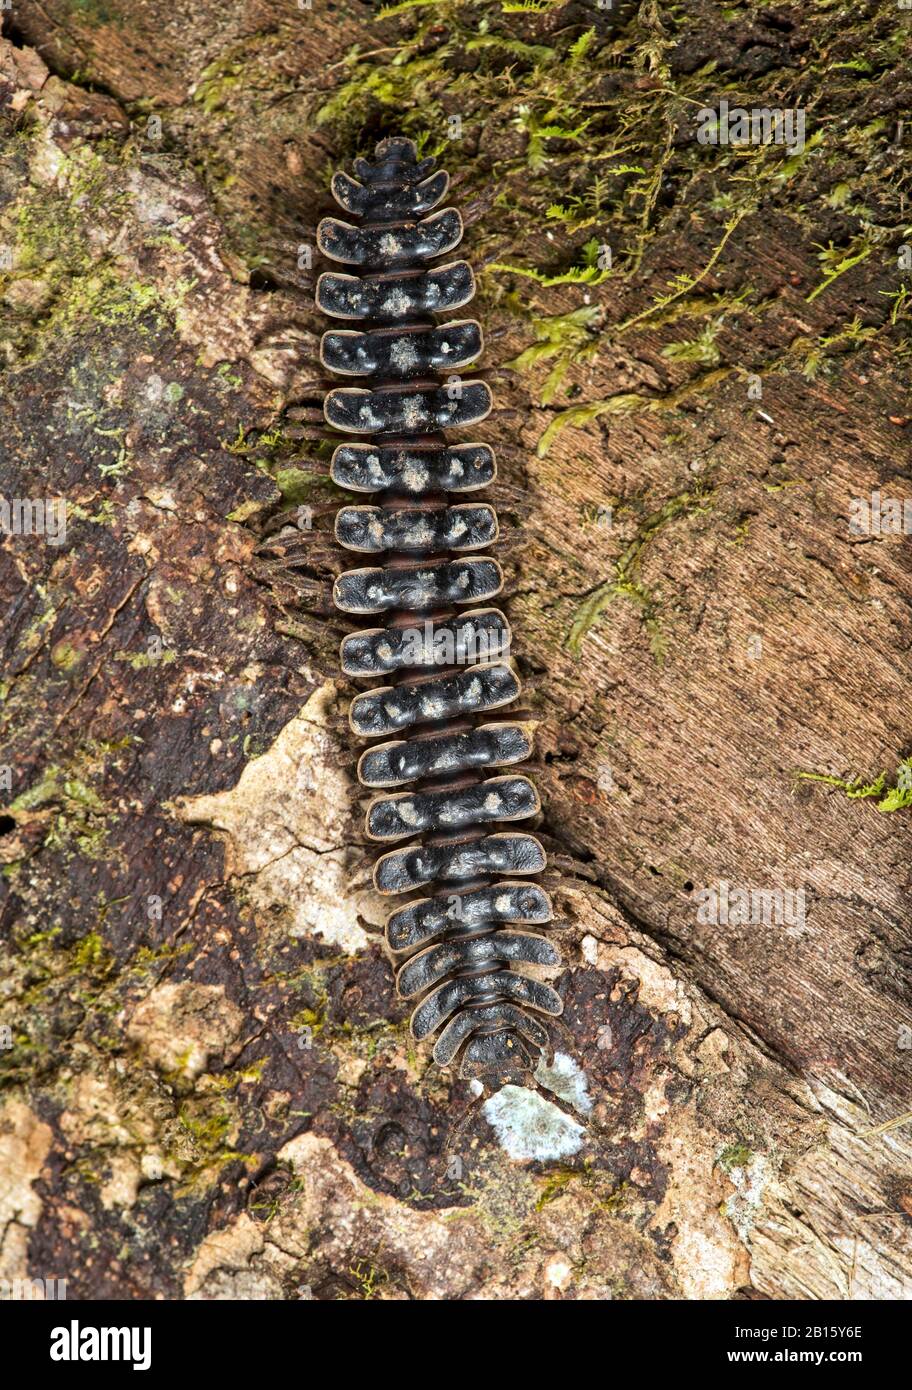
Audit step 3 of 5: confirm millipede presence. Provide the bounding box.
[317,136,563,1079]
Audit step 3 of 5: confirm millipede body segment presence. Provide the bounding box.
[319,137,562,1078]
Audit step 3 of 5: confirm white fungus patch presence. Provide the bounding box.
[545,1257,573,1291]
[401,395,425,431]
[535,1051,593,1116]
[382,289,411,317]
[402,462,429,491]
[390,338,420,372]
[721,1151,770,1242]
[404,519,433,547]
[406,574,437,605]
[483,1086,586,1162]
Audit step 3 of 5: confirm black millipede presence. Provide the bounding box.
[319,136,563,1079]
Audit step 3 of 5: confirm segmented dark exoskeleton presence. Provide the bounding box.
[318,137,562,1077]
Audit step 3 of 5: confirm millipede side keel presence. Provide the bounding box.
[318,136,562,1078]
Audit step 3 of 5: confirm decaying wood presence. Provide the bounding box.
[1,0,910,1300]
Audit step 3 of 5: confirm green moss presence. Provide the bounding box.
[113,647,177,670]
[174,1112,232,1156]
[567,488,713,658]
[487,240,610,291]
[162,1086,261,1189]
[506,305,602,405]
[206,1056,268,1092]
[227,499,268,524]
[1,143,178,361]
[10,767,65,814]
[215,362,244,391]
[661,320,724,367]
[48,639,85,673]
[289,1001,327,1039]
[296,0,908,499]
[797,759,912,814]
[52,268,164,334]
[719,1142,752,1172]
[194,64,245,117]
[806,239,874,304]
[537,392,647,460]
[73,931,113,974]
[599,1180,631,1214]
[62,0,121,25]
[126,941,194,977]
[190,31,291,122]
[348,1257,390,1300]
[534,1165,583,1210]
[273,467,323,506]
[69,498,118,527]
[9,740,130,860]
[315,54,449,143]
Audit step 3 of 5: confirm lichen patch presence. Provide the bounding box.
[483,1085,587,1162]
[534,1052,592,1116]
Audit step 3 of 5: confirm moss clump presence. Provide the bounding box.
[797,758,912,814]
[506,304,603,405]
[64,0,122,26]
[298,0,911,485]
[50,639,87,673]
[113,647,177,671]
[344,1256,392,1300]
[9,739,131,860]
[168,1099,256,1191]
[534,1165,587,1210]
[1,142,174,362]
[567,488,714,659]
[72,931,113,974]
[599,1180,632,1214]
[718,1142,752,1172]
